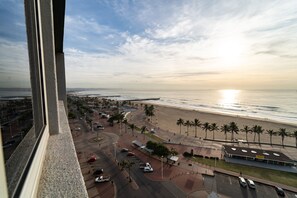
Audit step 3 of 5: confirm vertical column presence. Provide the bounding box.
[39,0,59,135]
[56,52,67,112]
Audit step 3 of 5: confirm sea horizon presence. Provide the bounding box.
[1,88,297,126]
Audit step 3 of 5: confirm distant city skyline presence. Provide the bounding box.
[1,1,297,90]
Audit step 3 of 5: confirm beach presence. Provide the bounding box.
[130,103,297,147]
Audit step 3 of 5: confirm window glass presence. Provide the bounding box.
[0,1,40,196]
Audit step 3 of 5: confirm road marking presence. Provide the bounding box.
[228,177,232,185]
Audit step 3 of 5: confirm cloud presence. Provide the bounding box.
[63,0,297,89]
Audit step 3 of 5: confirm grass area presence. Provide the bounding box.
[145,132,164,143]
[192,157,297,188]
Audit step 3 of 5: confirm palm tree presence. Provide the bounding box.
[266,129,275,145]
[293,130,297,148]
[141,126,146,140]
[130,123,136,136]
[241,125,251,143]
[229,122,239,141]
[251,125,258,142]
[278,128,288,147]
[176,118,184,134]
[202,122,211,139]
[193,118,201,138]
[220,124,230,140]
[184,120,191,136]
[256,125,264,144]
[210,123,219,140]
[120,160,135,182]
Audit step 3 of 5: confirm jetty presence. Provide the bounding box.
[124,98,160,102]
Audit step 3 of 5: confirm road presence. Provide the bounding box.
[82,128,185,198]
[204,173,297,198]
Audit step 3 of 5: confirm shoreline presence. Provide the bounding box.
[141,101,297,128]
[132,102,297,146]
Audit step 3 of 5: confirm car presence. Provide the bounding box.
[87,155,96,163]
[127,152,135,156]
[139,163,146,169]
[143,166,153,173]
[121,148,129,152]
[95,176,110,183]
[96,124,104,130]
[247,179,256,189]
[150,128,156,133]
[93,169,103,176]
[275,186,285,197]
[238,177,247,187]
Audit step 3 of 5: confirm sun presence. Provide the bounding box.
[214,36,247,66]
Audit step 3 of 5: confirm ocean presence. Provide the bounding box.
[1,88,297,125]
[72,89,297,125]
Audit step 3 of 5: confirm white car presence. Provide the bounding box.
[95,176,110,183]
[143,163,153,172]
[143,166,153,172]
[247,179,256,189]
[238,177,247,187]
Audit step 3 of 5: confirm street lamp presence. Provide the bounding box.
[113,142,117,161]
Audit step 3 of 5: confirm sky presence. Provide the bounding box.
[0,0,297,90]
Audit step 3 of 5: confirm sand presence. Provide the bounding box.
[132,103,297,146]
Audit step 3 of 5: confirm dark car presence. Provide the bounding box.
[127,152,135,156]
[275,186,285,197]
[87,155,96,163]
[93,169,103,176]
[121,148,129,152]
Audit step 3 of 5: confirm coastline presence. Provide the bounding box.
[134,102,297,146]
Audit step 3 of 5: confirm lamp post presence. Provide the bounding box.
[113,142,117,161]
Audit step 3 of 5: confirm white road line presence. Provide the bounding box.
[228,177,232,185]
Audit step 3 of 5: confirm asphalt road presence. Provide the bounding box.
[87,131,186,198]
[204,173,297,198]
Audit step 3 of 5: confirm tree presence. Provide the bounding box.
[144,105,155,122]
[220,124,230,140]
[123,119,128,133]
[184,120,191,136]
[240,125,251,143]
[278,128,288,147]
[120,160,135,182]
[210,123,219,140]
[266,129,275,145]
[293,130,297,148]
[256,125,264,144]
[229,122,239,141]
[176,118,184,134]
[193,118,201,138]
[251,125,259,142]
[141,126,146,140]
[130,123,136,136]
[202,122,211,139]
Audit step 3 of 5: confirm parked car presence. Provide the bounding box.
[93,169,103,176]
[139,163,146,169]
[143,166,153,173]
[275,186,285,197]
[143,163,153,172]
[238,177,247,187]
[96,124,104,130]
[247,179,256,189]
[121,148,129,152]
[87,155,96,163]
[127,152,135,156]
[95,176,110,183]
[150,128,156,133]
